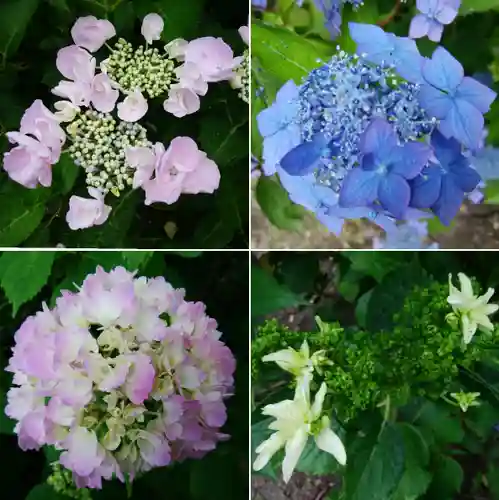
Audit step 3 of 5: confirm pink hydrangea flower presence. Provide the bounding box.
[2,100,65,188]
[71,16,116,53]
[184,37,243,82]
[141,13,164,44]
[175,63,208,96]
[66,188,112,230]
[6,266,235,489]
[140,137,220,205]
[163,85,201,118]
[239,26,249,45]
[117,88,148,122]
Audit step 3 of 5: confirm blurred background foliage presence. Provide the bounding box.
[0,250,249,499]
[0,0,248,249]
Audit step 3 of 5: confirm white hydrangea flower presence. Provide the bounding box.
[262,340,326,389]
[447,273,498,344]
[253,382,346,483]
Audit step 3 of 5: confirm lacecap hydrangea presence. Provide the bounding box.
[257,22,497,234]
[5,266,235,490]
[3,14,245,231]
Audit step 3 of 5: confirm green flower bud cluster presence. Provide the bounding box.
[105,38,176,99]
[253,279,498,423]
[235,50,249,103]
[66,110,150,196]
[47,463,92,499]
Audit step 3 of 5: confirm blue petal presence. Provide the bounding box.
[432,175,464,225]
[450,163,481,193]
[262,125,301,176]
[280,133,329,176]
[439,99,484,150]
[392,141,432,179]
[418,84,452,119]
[410,165,442,208]
[422,46,464,92]
[471,147,499,181]
[378,174,411,219]
[339,168,381,208]
[455,76,497,114]
[392,36,424,84]
[349,23,394,65]
[359,118,398,158]
[431,129,462,166]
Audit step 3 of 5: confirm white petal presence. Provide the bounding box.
[457,273,474,298]
[311,382,327,419]
[461,314,477,344]
[282,427,308,483]
[253,432,284,471]
[315,427,347,465]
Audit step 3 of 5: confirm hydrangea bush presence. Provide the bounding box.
[252,0,499,248]
[251,251,499,499]
[0,0,248,248]
[0,250,248,499]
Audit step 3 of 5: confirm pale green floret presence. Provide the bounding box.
[66,110,151,197]
[106,38,176,99]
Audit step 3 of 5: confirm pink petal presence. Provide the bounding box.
[182,158,221,194]
[71,16,116,53]
[56,45,96,83]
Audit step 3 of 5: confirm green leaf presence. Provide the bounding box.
[0,388,15,434]
[344,424,405,500]
[0,0,40,62]
[199,112,248,168]
[25,484,66,500]
[0,251,56,315]
[173,251,203,258]
[355,289,373,328]
[392,467,432,500]
[460,0,499,15]
[295,435,342,476]
[397,423,430,468]
[255,176,306,231]
[338,269,363,303]
[43,445,61,464]
[51,153,80,195]
[342,252,407,282]
[0,184,48,247]
[122,251,154,271]
[488,465,499,499]
[366,260,430,331]
[251,265,304,317]
[426,456,464,497]
[252,21,333,86]
[416,401,464,444]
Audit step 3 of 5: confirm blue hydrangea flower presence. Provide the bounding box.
[339,119,432,219]
[349,23,424,83]
[409,0,461,42]
[470,147,499,181]
[373,219,438,249]
[410,130,481,224]
[251,0,267,8]
[418,47,497,149]
[256,80,301,175]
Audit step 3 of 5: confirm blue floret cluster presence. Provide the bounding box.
[257,22,497,234]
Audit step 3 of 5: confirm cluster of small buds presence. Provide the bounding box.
[234,50,249,103]
[48,463,92,500]
[104,38,176,99]
[296,50,436,191]
[66,110,150,196]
